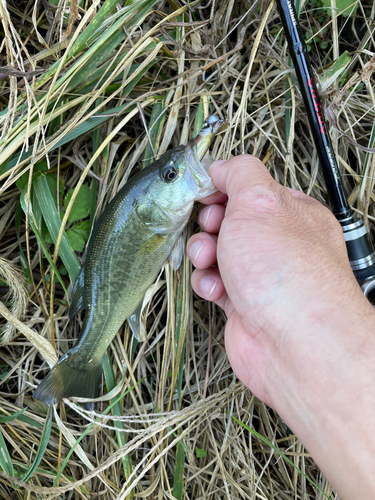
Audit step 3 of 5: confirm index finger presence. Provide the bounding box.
[209,155,274,197]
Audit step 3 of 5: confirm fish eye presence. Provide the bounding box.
[162,166,178,182]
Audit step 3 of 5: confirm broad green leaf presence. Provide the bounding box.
[321,0,358,16]
[0,407,27,423]
[195,447,206,458]
[66,230,86,252]
[64,184,91,224]
[33,174,80,281]
[66,220,90,252]
[0,428,13,477]
[23,406,52,482]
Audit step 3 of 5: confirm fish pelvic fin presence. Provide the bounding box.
[33,350,102,408]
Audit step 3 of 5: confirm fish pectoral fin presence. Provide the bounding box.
[69,264,86,319]
[135,200,173,233]
[131,232,168,258]
[33,350,102,409]
[169,235,184,270]
[128,302,146,342]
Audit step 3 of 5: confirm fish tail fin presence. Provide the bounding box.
[33,351,102,408]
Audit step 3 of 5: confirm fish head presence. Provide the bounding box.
[135,115,223,233]
[142,141,218,229]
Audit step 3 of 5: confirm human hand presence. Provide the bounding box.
[187,155,375,498]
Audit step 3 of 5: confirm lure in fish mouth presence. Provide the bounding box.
[33,115,223,407]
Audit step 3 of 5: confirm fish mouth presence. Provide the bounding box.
[183,143,216,199]
[183,114,224,199]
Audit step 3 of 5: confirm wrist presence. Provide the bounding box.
[271,294,375,499]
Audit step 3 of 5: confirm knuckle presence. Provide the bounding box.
[234,183,286,215]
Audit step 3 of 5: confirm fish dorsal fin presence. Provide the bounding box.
[169,235,184,270]
[69,264,86,319]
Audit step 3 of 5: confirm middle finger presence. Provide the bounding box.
[198,204,226,233]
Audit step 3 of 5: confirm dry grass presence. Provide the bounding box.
[0,0,373,498]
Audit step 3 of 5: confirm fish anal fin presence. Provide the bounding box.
[33,350,102,408]
[169,235,184,270]
[69,265,86,319]
[127,275,166,342]
[128,303,145,342]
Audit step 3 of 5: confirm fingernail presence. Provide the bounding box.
[189,241,204,262]
[200,277,217,297]
[199,206,212,227]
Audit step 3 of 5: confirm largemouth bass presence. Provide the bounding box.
[33,115,223,406]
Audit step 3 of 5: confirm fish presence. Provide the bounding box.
[33,115,223,406]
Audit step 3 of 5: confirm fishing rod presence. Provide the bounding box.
[275,0,375,302]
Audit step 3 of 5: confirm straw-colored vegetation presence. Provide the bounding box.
[0,0,373,497]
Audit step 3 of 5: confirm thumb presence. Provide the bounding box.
[209,155,274,196]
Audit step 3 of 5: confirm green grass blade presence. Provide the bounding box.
[15,204,31,282]
[102,354,134,496]
[3,103,135,174]
[20,191,70,296]
[34,0,157,99]
[53,378,143,486]
[0,407,27,423]
[319,51,351,92]
[172,440,185,500]
[33,175,81,281]
[193,96,207,139]
[144,100,167,166]
[65,31,127,93]
[16,415,43,429]
[231,414,331,499]
[361,120,375,182]
[175,283,185,405]
[89,104,101,231]
[173,279,188,498]
[22,406,53,482]
[34,0,126,91]
[0,428,14,476]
